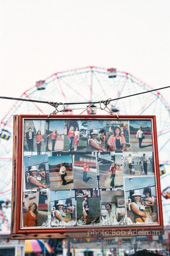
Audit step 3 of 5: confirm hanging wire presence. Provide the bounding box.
[0,85,169,107]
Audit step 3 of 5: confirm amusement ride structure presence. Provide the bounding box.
[0,66,169,231]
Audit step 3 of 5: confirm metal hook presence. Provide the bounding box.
[47,102,60,117]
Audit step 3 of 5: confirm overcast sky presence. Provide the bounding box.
[0,0,170,120]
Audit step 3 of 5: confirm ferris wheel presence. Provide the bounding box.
[0,66,169,204]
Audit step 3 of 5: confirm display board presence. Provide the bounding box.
[11,115,163,239]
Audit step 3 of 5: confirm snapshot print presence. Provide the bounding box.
[76,189,100,225]
[105,121,130,152]
[101,190,126,225]
[46,120,65,152]
[23,190,49,227]
[87,120,106,152]
[51,190,76,226]
[24,154,50,190]
[48,155,73,190]
[24,120,46,154]
[64,120,88,152]
[124,176,158,224]
[129,120,152,152]
[73,154,97,189]
[123,152,154,176]
[99,153,123,188]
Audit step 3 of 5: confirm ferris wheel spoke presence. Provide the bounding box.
[23,92,45,114]
[159,138,170,152]
[135,95,157,115]
[59,78,87,102]
[55,74,70,110]
[158,127,170,136]
[110,74,128,110]
[93,72,108,99]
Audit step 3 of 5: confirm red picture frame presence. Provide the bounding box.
[11,115,163,239]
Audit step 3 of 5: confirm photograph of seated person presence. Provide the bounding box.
[26,165,46,190]
[101,201,122,225]
[125,176,158,225]
[50,190,76,226]
[101,190,125,225]
[107,126,126,152]
[88,129,105,152]
[55,200,71,223]
[130,190,147,223]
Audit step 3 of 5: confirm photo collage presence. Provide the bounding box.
[22,118,158,229]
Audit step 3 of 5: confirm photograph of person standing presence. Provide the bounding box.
[76,191,100,225]
[36,130,42,155]
[26,127,35,151]
[48,155,73,190]
[59,162,67,185]
[46,120,65,152]
[129,121,152,152]
[136,126,144,148]
[47,129,57,151]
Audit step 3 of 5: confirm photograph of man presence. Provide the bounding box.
[64,120,88,152]
[76,191,100,225]
[73,154,97,189]
[24,154,49,190]
[101,190,126,225]
[48,155,73,190]
[50,190,76,226]
[23,190,49,227]
[46,120,65,152]
[129,120,152,151]
[142,153,148,175]
[99,153,123,188]
[26,127,35,151]
[105,121,130,152]
[125,176,158,224]
[24,120,46,153]
[127,154,133,174]
[123,152,153,176]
